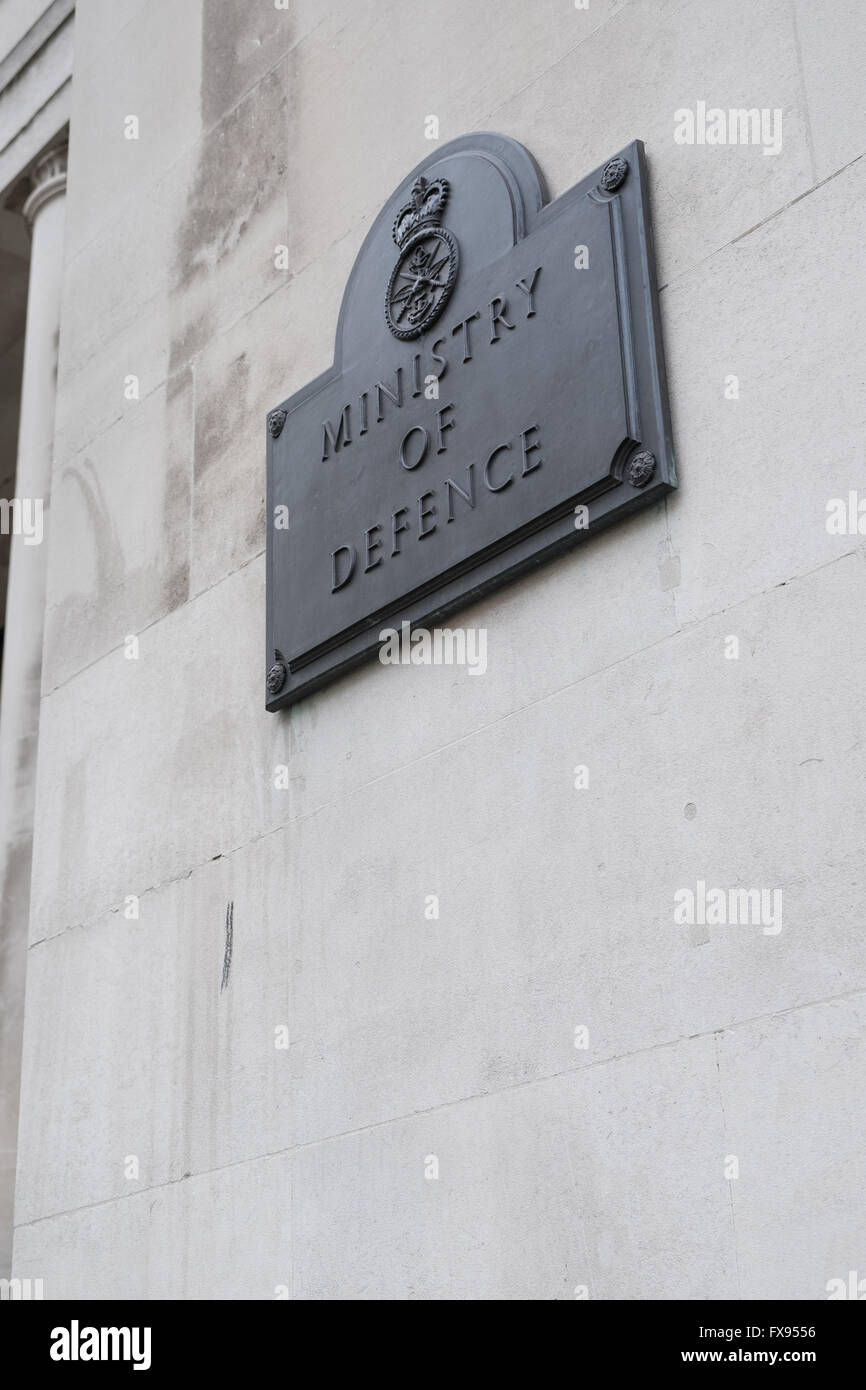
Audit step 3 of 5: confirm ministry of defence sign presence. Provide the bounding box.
[265,133,675,709]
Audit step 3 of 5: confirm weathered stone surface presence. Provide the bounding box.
[63,0,202,257]
[29,557,279,938]
[42,371,193,693]
[7,0,866,1301]
[58,63,287,380]
[16,833,292,1225]
[496,0,813,287]
[717,996,866,1300]
[664,157,866,626]
[13,1149,292,1299]
[292,1035,735,1299]
[287,556,866,1147]
[793,0,866,182]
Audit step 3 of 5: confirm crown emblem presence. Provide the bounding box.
[385,174,459,340]
[392,176,450,249]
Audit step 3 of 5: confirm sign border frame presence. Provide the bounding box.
[265,133,675,710]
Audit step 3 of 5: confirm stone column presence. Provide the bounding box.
[0,143,67,1277]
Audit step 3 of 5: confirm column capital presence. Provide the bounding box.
[22,144,68,225]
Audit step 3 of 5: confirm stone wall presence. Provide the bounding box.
[10,0,866,1298]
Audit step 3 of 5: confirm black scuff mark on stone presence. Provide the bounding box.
[220,900,234,992]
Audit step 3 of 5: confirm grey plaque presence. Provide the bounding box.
[266,134,675,709]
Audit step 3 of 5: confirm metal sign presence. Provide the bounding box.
[266,133,675,709]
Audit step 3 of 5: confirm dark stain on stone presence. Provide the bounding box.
[168,309,218,380]
[244,492,266,555]
[173,66,287,295]
[167,7,293,530]
[49,388,193,677]
[200,0,297,132]
[66,458,125,599]
[0,835,35,1045]
[161,368,194,609]
[194,352,249,482]
[220,899,234,992]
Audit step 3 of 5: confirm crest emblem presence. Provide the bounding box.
[384,175,459,340]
